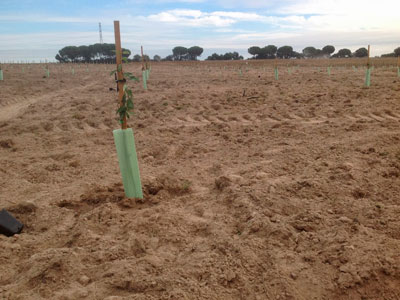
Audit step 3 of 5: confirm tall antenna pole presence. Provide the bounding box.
[99,22,103,44]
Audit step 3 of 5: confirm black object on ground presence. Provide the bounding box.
[0,209,24,237]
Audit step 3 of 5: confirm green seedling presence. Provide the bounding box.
[182,180,192,192]
[110,57,140,124]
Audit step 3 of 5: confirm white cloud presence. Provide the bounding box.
[166,9,203,18]
[210,11,266,21]
[214,0,285,9]
[145,6,400,34]
[147,9,267,27]
[276,0,400,16]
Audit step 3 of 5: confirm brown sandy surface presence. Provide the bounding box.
[0,59,400,299]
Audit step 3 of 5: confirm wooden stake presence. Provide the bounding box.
[114,20,127,130]
[367,45,370,69]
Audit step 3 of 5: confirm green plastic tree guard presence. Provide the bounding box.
[0,70,3,81]
[142,70,147,90]
[113,128,143,198]
[365,68,371,87]
[327,66,331,76]
[274,67,279,80]
[398,67,400,77]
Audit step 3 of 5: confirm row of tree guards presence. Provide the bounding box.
[1,64,399,85]
[0,64,151,94]
[263,45,379,87]
[240,46,398,87]
[1,59,399,85]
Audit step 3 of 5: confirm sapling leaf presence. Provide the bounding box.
[123,50,130,55]
[122,57,128,63]
[124,72,138,80]
[127,99,134,110]
[112,64,137,123]
[110,70,117,76]
[116,106,126,114]
[125,73,139,81]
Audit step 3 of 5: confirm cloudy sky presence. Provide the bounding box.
[0,0,399,61]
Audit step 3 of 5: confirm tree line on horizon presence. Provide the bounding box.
[246,45,400,59]
[381,47,400,57]
[55,43,132,63]
[54,44,205,63]
[55,43,400,63]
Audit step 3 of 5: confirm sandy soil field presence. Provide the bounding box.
[0,58,400,300]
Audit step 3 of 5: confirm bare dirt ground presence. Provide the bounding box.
[0,58,400,300]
